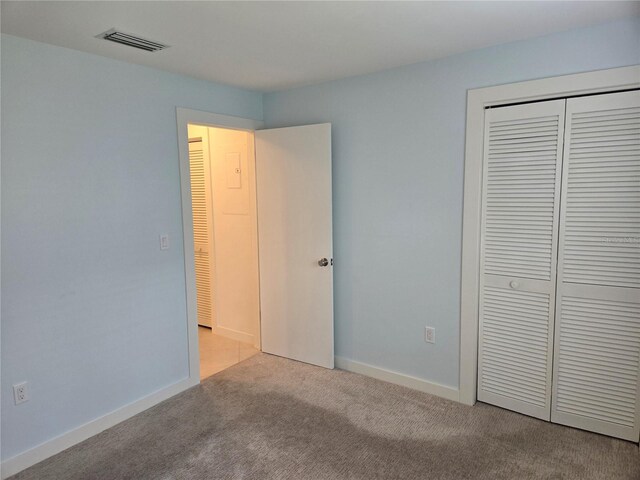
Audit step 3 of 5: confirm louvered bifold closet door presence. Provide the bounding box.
[552,90,640,441]
[189,139,216,328]
[478,100,566,420]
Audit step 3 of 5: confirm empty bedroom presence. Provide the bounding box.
[1,1,639,479]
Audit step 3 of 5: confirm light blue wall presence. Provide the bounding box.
[263,18,640,389]
[0,34,263,460]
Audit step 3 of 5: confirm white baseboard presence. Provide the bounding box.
[1,377,198,479]
[335,356,460,402]
[212,325,254,345]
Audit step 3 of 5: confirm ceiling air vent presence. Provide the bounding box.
[96,28,169,52]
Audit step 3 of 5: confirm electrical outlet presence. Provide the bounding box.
[13,382,29,405]
[425,327,435,344]
[160,234,170,250]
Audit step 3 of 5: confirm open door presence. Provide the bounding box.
[255,123,334,369]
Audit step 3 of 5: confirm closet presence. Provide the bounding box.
[189,136,216,328]
[477,90,640,441]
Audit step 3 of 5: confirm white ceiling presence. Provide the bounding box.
[2,1,639,92]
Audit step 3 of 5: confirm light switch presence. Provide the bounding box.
[160,234,170,250]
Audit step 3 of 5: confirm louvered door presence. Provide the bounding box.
[478,100,566,420]
[189,139,216,328]
[551,90,640,441]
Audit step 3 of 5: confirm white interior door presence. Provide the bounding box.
[477,100,566,420]
[189,138,215,328]
[551,90,640,441]
[255,123,334,369]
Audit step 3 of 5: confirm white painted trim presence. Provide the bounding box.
[335,357,459,402]
[0,377,197,479]
[176,108,264,385]
[211,325,255,345]
[459,65,640,407]
[179,108,264,133]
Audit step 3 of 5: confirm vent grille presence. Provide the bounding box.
[97,29,169,52]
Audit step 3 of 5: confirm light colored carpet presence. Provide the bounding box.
[10,353,640,479]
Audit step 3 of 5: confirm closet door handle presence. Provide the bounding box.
[318,258,329,267]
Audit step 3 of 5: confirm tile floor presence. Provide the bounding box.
[198,326,259,380]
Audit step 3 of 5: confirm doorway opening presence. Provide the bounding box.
[178,108,334,382]
[187,123,261,380]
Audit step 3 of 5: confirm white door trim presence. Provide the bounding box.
[176,108,264,383]
[459,65,640,407]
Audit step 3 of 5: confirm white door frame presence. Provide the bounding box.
[176,107,264,383]
[459,65,640,407]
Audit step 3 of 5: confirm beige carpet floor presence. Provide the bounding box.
[9,353,640,479]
